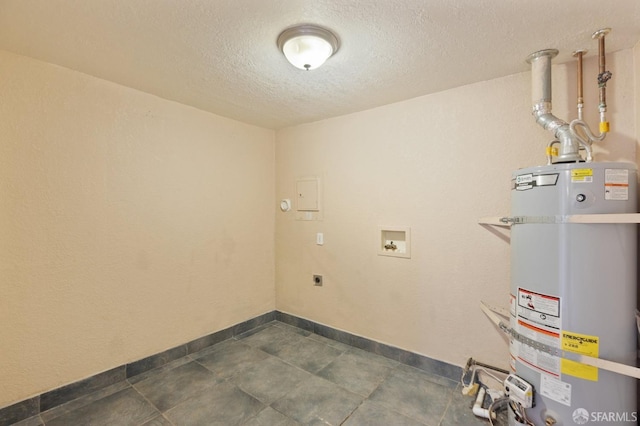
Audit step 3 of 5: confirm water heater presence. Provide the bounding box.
[475,28,639,425]
[509,162,637,425]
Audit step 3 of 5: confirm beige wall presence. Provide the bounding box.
[275,49,637,370]
[0,50,275,407]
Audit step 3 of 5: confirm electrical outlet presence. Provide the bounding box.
[313,275,323,286]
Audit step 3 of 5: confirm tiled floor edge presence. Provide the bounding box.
[0,310,276,426]
[275,310,463,382]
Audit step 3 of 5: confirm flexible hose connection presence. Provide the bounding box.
[568,120,594,163]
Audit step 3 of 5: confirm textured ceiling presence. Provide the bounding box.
[1,0,639,129]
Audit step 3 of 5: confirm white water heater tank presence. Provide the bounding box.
[509,161,637,425]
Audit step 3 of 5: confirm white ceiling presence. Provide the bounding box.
[1,0,639,129]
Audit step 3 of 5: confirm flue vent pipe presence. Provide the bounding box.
[526,49,583,163]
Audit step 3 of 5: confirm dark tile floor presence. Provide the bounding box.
[12,322,496,426]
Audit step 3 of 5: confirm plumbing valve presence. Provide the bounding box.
[598,70,612,86]
[384,241,397,250]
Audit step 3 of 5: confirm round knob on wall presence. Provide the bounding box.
[280,199,292,212]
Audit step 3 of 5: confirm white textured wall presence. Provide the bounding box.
[275,49,637,369]
[0,51,275,407]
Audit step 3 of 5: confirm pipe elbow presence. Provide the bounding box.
[534,111,567,136]
[472,388,496,420]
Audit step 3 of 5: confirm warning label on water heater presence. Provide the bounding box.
[604,169,629,201]
[517,288,560,330]
[571,168,593,183]
[515,287,561,376]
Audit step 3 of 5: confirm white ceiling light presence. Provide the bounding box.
[277,24,340,71]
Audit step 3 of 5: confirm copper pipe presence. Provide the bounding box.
[598,35,605,73]
[573,50,586,119]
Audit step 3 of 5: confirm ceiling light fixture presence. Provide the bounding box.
[277,24,340,71]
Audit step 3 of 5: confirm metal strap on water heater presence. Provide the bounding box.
[480,301,640,380]
[500,216,568,225]
[477,213,640,226]
[481,302,562,356]
[502,214,640,225]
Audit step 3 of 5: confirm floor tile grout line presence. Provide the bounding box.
[132,409,164,426]
[128,385,168,426]
[436,388,457,426]
[338,399,365,425]
[246,323,404,406]
[184,337,302,415]
[264,400,298,424]
[366,366,456,426]
[230,324,371,423]
[240,405,269,425]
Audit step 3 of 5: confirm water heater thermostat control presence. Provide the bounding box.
[505,374,534,408]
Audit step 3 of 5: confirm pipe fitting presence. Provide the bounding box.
[472,388,496,420]
[534,111,566,134]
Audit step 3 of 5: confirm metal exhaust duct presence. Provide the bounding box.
[526,49,584,163]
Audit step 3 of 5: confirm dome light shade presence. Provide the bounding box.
[277,25,339,70]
